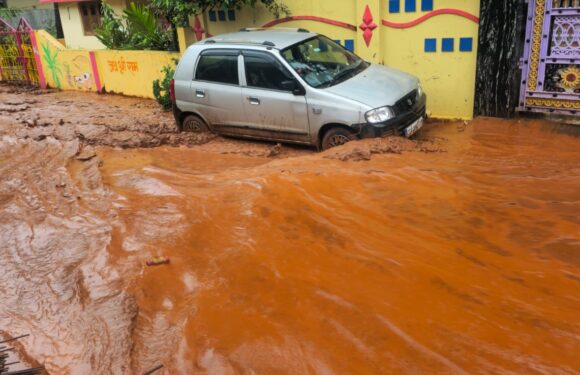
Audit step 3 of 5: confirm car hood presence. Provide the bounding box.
[324,64,418,109]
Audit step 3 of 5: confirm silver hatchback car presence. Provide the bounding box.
[171,28,426,150]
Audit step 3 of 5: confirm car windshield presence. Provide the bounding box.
[281,36,369,88]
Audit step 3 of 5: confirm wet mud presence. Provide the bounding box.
[1,87,579,374]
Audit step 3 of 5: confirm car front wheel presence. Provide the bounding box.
[321,127,355,150]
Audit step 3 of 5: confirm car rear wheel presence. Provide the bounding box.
[321,127,355,150]
[182,114,209,133]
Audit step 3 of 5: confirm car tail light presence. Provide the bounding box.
[169,79,175,103]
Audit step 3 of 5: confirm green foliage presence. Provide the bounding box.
[0,7,20,19]
[95,2,174,51]
[149,0,290,28]
[152,59,178,110]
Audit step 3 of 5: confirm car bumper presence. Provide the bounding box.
[172,103,183,130]
[353,93,427,138]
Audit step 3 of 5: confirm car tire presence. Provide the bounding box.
[321,127,355,150]
[181,114,209,133]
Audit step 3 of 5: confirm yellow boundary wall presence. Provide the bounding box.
[35,30,179,99]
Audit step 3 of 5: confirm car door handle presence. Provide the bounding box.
[195,89,205,98]
[247,96,260,105]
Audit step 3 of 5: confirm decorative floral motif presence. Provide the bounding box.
[526,97,580,109]
[527,0,546,91]
[544,64,580,92]
[359,5,377,47]
[561,66,580,89]
[550,15,580,57]
[193,15,205,41]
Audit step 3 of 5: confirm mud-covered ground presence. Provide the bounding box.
[1,85,579,374]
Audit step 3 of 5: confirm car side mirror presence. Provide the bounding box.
[281,80,305,96]
[293,85,306,96]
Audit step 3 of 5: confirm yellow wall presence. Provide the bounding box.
[203,0,357,52]
[36,30,97,91]
[57,0,127,50]
[36,30,179,98]
[381,0,480,119]
[94,50,179,98]
[201,0,480,119]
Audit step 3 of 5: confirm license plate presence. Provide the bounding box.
[404,117,424,137]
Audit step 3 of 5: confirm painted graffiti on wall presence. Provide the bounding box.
[40,40,95,91]
[41,42,62,88]
[64,55,94,90]
[107,58,139,74]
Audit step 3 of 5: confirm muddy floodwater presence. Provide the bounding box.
[1,87,579,374]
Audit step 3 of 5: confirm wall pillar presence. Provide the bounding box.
[355,0,382,63]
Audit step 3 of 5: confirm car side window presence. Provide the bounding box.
[195,53,239,85]
[244,53,295,91]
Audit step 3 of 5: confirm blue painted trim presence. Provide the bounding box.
[424,38,436,52]
[442,38,454,52]
[421,0,433,11]
[405,0,416,12]
[344,39,354,52]
[459,37,473,52]
[389,0,400,13]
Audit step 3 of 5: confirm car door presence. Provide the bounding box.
[241,50,310,142]
[192,49,244,129]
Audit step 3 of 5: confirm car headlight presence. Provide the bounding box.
[365,106,394,124]
[416,82,423,99]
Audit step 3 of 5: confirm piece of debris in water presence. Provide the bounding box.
[146,257,170,267]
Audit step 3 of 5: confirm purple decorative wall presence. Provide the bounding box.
[520,0,580,114]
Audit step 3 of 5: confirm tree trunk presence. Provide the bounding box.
[474,0,527,118]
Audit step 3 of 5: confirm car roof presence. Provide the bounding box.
[199,29,317,50]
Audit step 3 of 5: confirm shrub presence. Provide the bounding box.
[152,59,178,110]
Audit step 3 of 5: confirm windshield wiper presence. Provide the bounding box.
[330,67,358,85]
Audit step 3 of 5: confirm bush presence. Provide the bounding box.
[96,2,174,51]
[153,59,178,110]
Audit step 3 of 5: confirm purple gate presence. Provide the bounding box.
[0,18,40,86]
[520,0,580,115]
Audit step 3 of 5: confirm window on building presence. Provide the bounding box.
[79,1,101,36]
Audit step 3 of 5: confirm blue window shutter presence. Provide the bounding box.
[442,38,454,52]
[424,38,436,52]
[405,0,416,12]
[208,11,217,22]
[344,39,354,52]
[459,37,473,52]
[389,0,400,13]
[218,10,226,21]
[227,10,236,21]
[421,0,433,11]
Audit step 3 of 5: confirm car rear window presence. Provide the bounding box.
[195,54,239,85]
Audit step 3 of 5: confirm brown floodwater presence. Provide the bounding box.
[99,119,579,374]
[1,87,579,374]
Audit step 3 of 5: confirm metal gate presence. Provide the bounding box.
[0,17,39,86]
[520,0,580,115]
